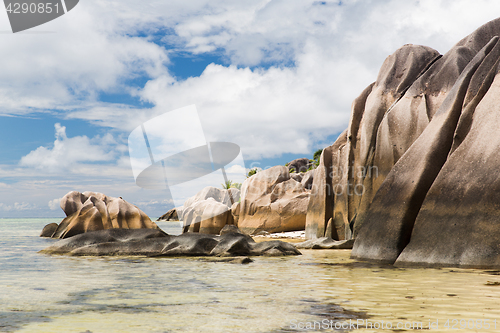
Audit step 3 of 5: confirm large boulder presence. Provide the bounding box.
[237,166,310,234]
[306,43,441,241]
[351,42,449,238]
[179,186,239,235]
[300,169,315,190]
[394,39,500,268]
[287,157,313,173]
[307,17,500,267]
[351,20,500,267]
[39,228,301,257]
[352,36,500,264]
[44,191,158,239]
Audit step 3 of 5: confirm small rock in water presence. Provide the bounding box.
[295,238,354,249]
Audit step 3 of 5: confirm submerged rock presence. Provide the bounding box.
[39,228,301,257]
[295,238,354,250]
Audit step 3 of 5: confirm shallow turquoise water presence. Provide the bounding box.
[2,219,500,332]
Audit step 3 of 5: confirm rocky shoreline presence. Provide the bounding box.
[40,18,500,268]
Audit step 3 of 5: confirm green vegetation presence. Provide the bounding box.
[313,148,323,167]
[247,167,261,178]
[222,180,242,190]
[231,182,242,190]
[221,180,233,189]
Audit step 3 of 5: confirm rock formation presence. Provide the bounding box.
[237,165,311,234]
[157,207,179,221]
[295,238,354,250]
[39,228,301,257]
[287,157,314,173]
[178,186,239,234]
[307,18,500,267]
[43,191,158,239]
[40,223,58,237]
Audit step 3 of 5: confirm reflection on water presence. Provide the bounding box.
[1,219,500,332]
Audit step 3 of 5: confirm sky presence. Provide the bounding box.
[0,0,499,218]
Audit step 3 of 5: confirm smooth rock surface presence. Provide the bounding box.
[352,22,500,266]
[157,208,179,221]
[179,186,239,235]
[39,229,301,257]
[295,238,354,250]
[238,166,310,234]
[48,191,158,239]
[395,43,500,268]
[40,223,58,237]
[306,18,500,267]
[287,157,313,173]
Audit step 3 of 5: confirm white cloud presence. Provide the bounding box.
[19,123,118,171]
[48,198,61,211]
[225,164,247,175]
[0,1,171,115]
[0,202,37,211]
[55,0,500,160]
[3,0,500,217]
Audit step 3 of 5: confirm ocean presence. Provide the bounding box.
[1,218,500,332]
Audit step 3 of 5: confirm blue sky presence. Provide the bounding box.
[0,0,499,218]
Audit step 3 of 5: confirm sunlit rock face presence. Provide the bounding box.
[238,166,311,235]
[43,191,158,239]
[179,186,239,235]
[308,18,500,267]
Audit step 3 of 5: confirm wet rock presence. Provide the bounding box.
[39,229,301,257]
[295,238,354,249]
[40,223,58,237]
[219,224,243,235]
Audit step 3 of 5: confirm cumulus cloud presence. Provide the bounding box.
[57,0,500,159]
[0,202,37,211]
[48,198,61,211]
[3,0,500,217]
[0,1,170,115]
[19,123,118,171]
